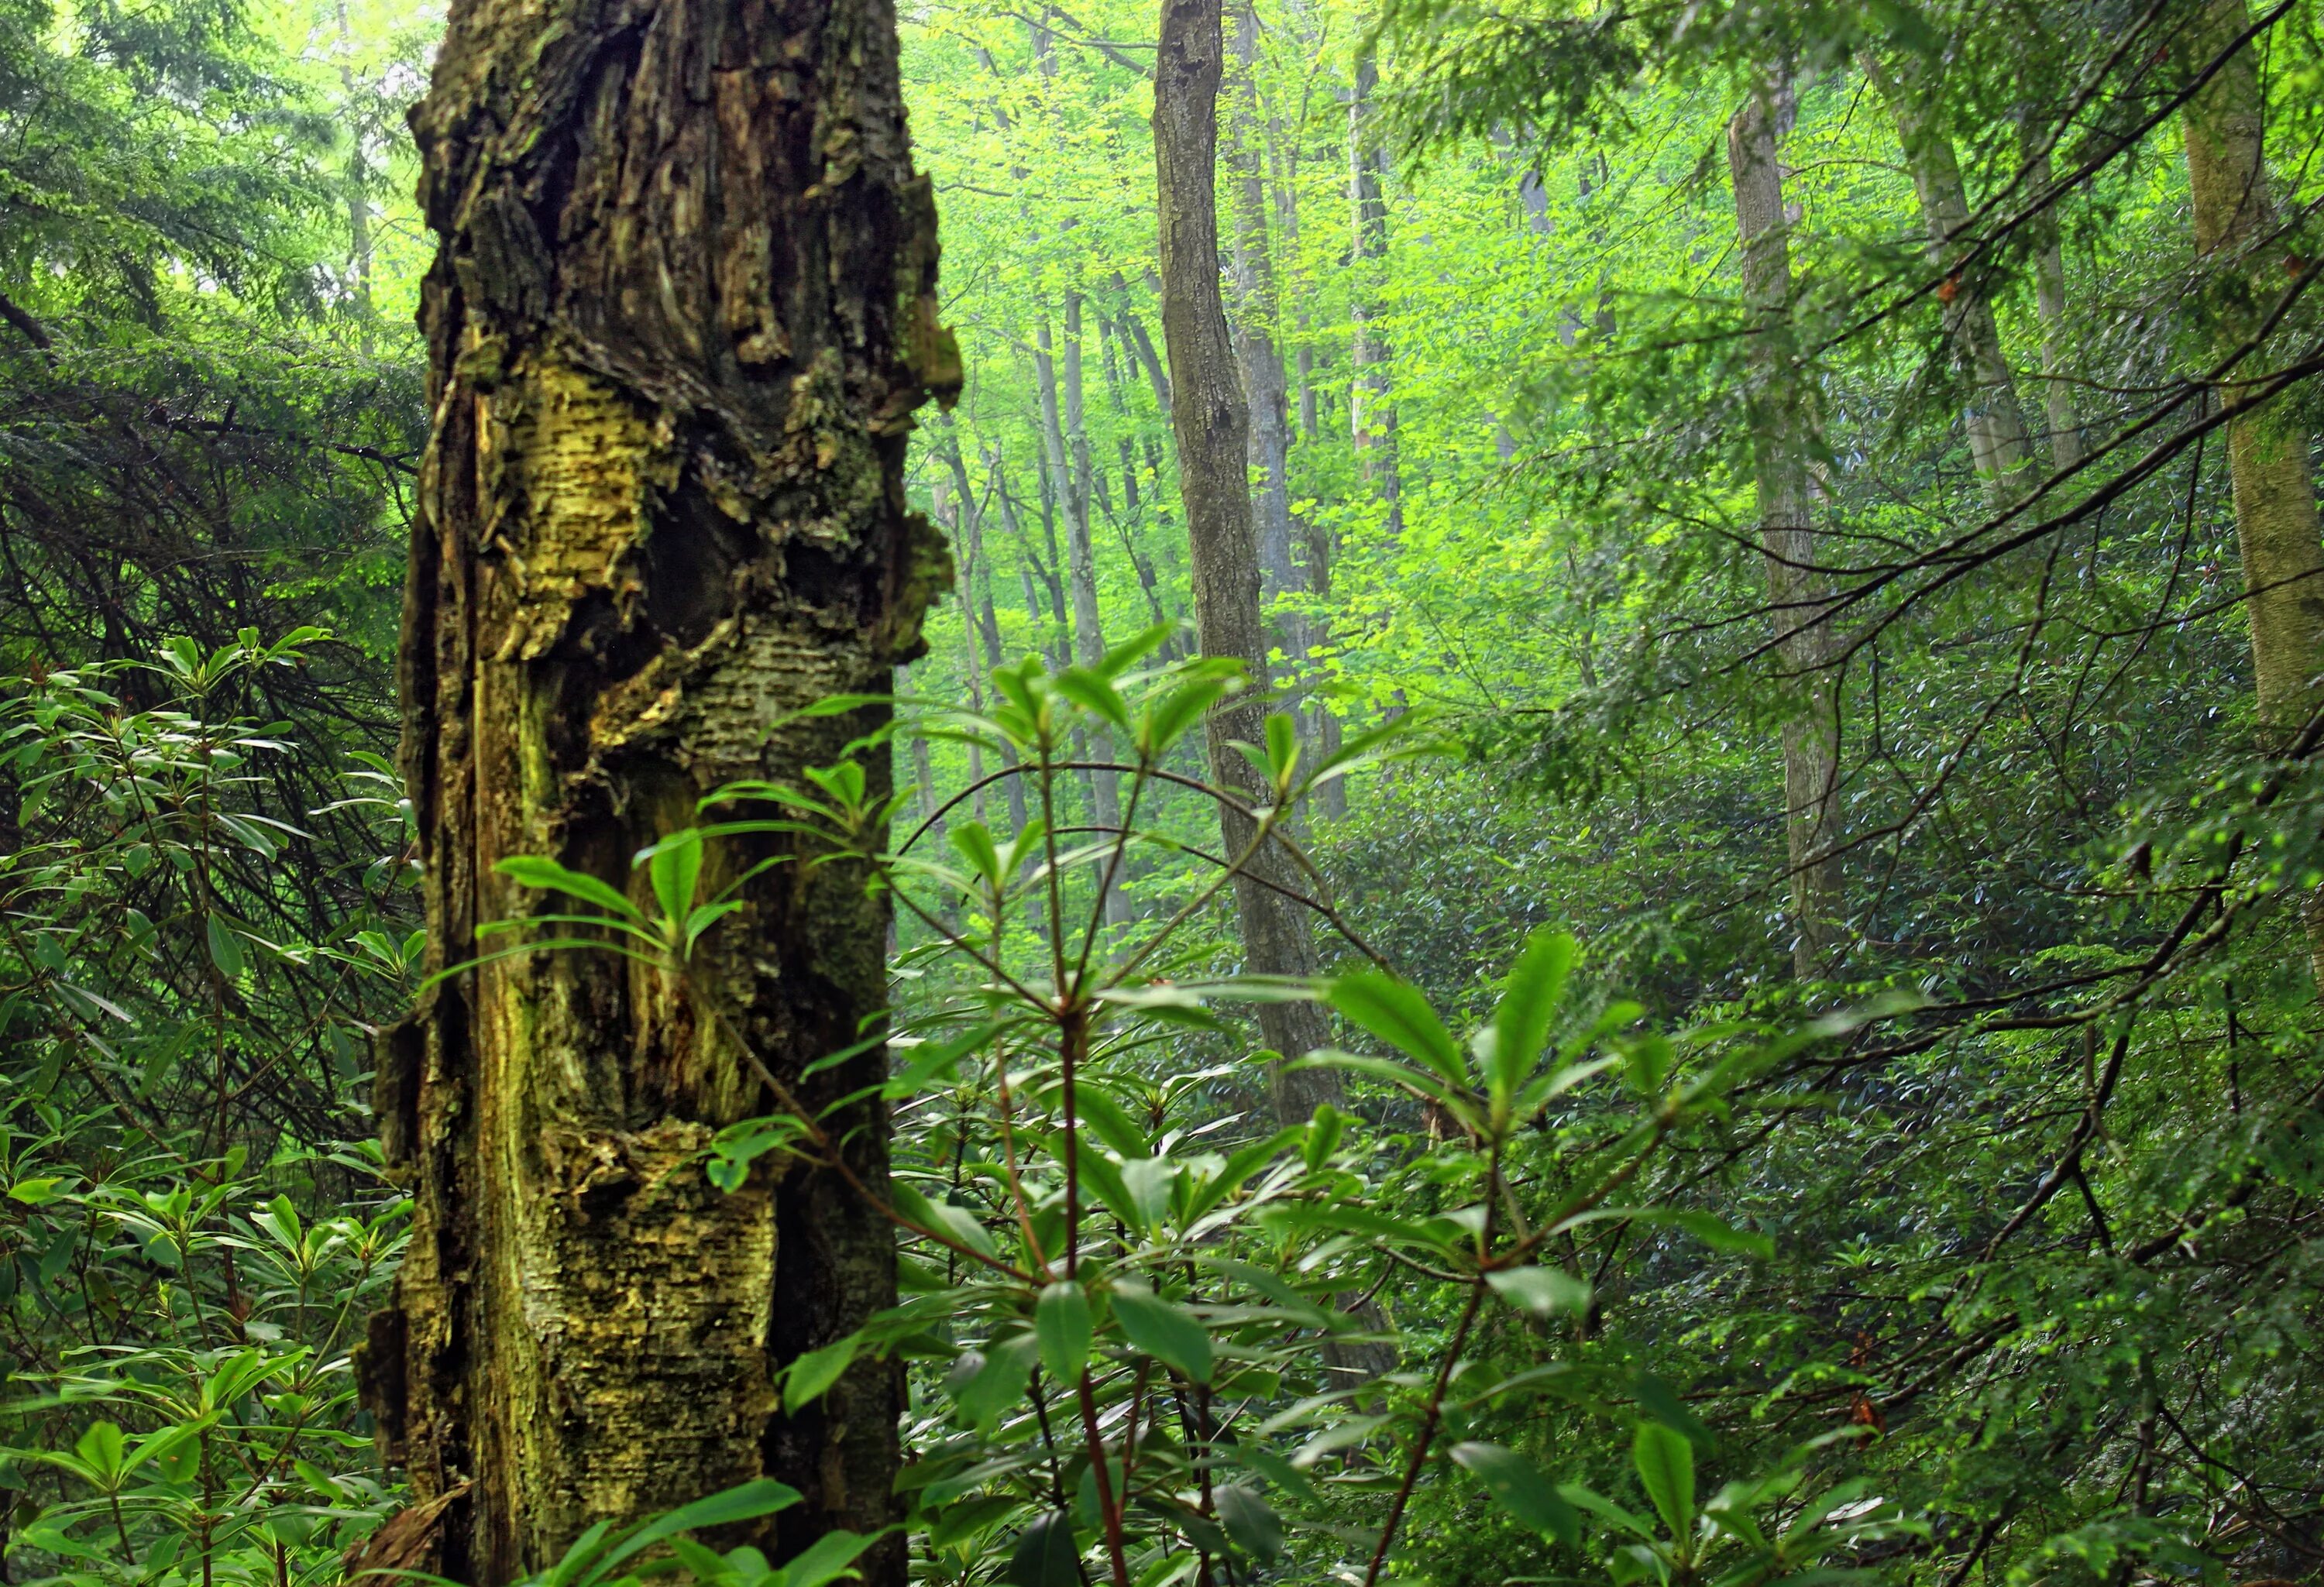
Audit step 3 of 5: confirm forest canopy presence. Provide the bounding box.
[0,0,2320,1585]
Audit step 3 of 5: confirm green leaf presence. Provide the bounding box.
[1617,1032,1674,1096]
[949,822,1002,888]
[1663,1211,1773,1259]
[1491,929,1576,1101]
[1327,970,1466,1086]
[956,1332,1040,1430]
[585,1479,803,1585]
[1215,1485,1284,1561]
[890,1183,998,1260]
[1263,714,1299,785]
[645,830,705,925]
[778,1527,888,1587]
[1451,1442,1580,1550]
[1110,1280,1214,1383]
[497,856,641,921]
[206,915,244,979]
[1485,1266,1593,1319]
[1070,1085,1150,1159]
[1140,673,1236,757]
[73,1421,125,1485]
[785,1336,862,1414]
[882,1022,1003,1101]
[7,1178,61,1206]
[1036,1283,1092,1385]
[1632,1421,1696,1542]
[1006,1510,1079,1587]
[1235,1441,1319,1503]
[1099,623,1171,678]
[1054,667,1132,734]
[1121,1156,1175,1230]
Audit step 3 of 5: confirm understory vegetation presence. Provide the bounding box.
[2,0,2322,1584]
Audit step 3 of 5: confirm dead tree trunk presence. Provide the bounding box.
[2181,0,2324,991]
[365,0,956,1577]
[1154,0,1342,1121]
[1728,73,1842,977]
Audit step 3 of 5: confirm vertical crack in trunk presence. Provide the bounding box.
[362,0,957,1579]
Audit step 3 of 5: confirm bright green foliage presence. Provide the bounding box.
[0,639,414,1583]
[9,0,2324,1582]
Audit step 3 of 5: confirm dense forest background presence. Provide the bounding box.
[2,0,2322,1582]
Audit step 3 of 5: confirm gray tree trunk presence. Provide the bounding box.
[1062,292,1133,926]
[2025,149,2083,470]
[1227,2,1306,673]
[1861,50,2034,500]
[1347,51,1402,540]
[1154,0,1343,1121]
[1728,74,1843,977]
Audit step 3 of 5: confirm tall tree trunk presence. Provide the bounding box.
[1270,112,1319,441]
[1728,74,1842,977]
[1860,50,2034,500]
[1346,50,1402,538]
[366,0,954,1578]
[1227,2,1305,665]
[331,0,373,347]
[2026,148,2083,469]
[960,446,1035,840]
[1063,292,1133,926]
[1154,0,1342,1121]
[2181,0,2324,990]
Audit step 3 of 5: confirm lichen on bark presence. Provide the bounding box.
[356,0,956,1578]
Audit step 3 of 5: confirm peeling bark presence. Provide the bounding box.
[365,0,955,1576]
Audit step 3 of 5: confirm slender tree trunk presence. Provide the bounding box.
[1063,293,1133,926]
[1860,50,2033,499]
[364,0,954,1578]
[1227,2,1305,665]
[2182,0,2324,990]
[1109,277,1176,413]
[331,0,373,348]
[1728,74,1842,977]
[962,449,1035,840]
[1347,50,1402,539]
[2025,148,2083,470]
[1155,0,1342,1121]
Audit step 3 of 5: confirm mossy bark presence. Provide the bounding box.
[2181,0,2324,990]
[359,0,956,1578]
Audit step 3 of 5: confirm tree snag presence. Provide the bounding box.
[359,0,957,1578]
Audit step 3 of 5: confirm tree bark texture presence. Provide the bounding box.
[2181,0,2324,990]
[1860,50,2033,500]
[1728,77,1842,978]
[1153,0,1342,1121]
[1227,1,1301,626]
[366,0,956,1578]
